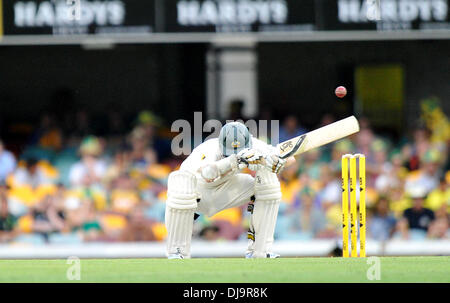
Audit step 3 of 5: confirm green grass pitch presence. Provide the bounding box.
[0,256,448,283]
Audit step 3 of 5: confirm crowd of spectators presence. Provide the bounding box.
[0,103,449,245]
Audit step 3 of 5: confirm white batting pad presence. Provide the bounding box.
[165,170,198,258]
[166,170,198,210]
[249,169,281,258]
[165,206,195,258]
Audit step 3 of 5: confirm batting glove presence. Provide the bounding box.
[264,154,286,174]
[237,148,263,171]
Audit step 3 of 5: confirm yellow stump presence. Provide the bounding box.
[358,155,366,257]
[341,156,349,258]
[350,156,358,257]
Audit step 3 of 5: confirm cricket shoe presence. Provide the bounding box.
[245,252,280,259]
[168,253,184,259]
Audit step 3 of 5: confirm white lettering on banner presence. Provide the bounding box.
[35,2,54,26]
[338,0,448,23]
[366,0,381,21]
[67,0,81,21]
[177,0,288,26]
[14,0,125,27]
[339,0,366,22]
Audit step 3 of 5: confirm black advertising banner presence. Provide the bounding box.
[3,0,155,36]
[163,0,450,33]
[1,0,449,36]
[320,0,450,31]
[163,0,316,33]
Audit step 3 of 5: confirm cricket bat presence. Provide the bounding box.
[277,116,360,159]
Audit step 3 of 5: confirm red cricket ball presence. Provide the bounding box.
[335,86,347,98]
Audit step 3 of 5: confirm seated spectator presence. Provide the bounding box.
[6,159,59,218]
[425,176,449,212]
[375,150,407,193]
[97,211,128,241]
[397,187,435,239]
[279,160,302,204]
[10,158,56,188]
[199,225,220,241]
[110,174,140,214]
[330,139,354,172]
[278,115,307,144]
[69,136,107,187]
[104,147,132,184]
[404,149,441,195]
[211,219,244,241]
[368,197,396,241]
[367,139,390,187]
[283,188,327,239]
[29,113,63,151]
[81,202,103,242]
[427,205,449,239]
[0,140,16,183]
[128,127,148,170]
[388,185,412,218]
[142,191,166,223]
[30,194,66,242]
[134,111,171,162]
[144,148,158,168]
[0,183,17,242]
[130,147,161,191]
[63,195,89,232]
[119,205,157,242]
[209,207,245,241]
[402,127,431,171]
[316,165,341,210]
[297,148,322,181]
[355,127,375,163]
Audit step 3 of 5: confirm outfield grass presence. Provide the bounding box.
[0,256,448,283]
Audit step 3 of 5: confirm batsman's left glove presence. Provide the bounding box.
[237,148,263,171]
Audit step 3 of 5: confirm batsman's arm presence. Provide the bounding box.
[199,154,242,183]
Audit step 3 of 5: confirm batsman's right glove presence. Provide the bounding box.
[263,153,286,174]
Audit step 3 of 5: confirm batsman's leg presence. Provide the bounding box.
[248,168,282,258]
[165,170,198,259]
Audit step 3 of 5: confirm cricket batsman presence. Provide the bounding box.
[165,121,294,259]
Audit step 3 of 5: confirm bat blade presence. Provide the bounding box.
[278,116,360,159]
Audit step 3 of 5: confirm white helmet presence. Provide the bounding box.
[218,122,252,157]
